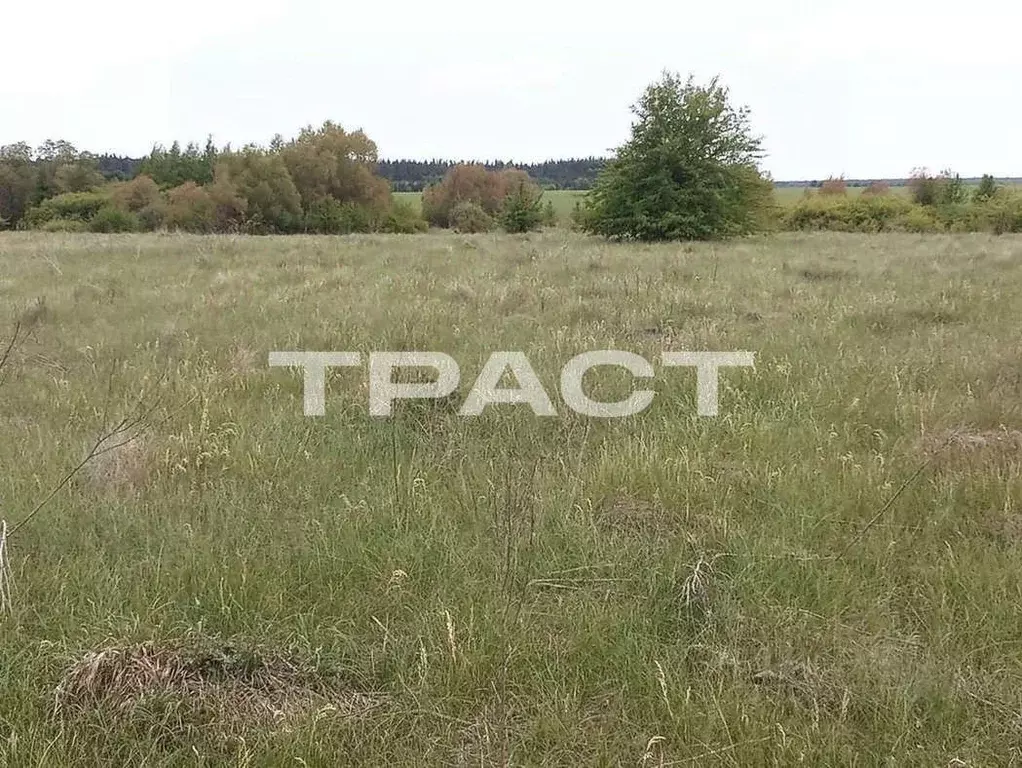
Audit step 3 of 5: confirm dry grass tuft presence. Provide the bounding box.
[228,345,258,377]
[922,427,1022,469]
[82,435,153,494]
[83,437,153,496]
[595,494,667,536]
[753,660,849,717]
[54,640,385,739]
[798,266,850,282]
[452,710,517,767]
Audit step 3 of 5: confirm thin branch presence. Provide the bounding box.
[0,321,23,389]
[835,429,961,562]
[8,364,180,538]
[9,414,148,536]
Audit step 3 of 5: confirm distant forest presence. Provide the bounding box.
[89,155,607,190]
[76,154,1022,192]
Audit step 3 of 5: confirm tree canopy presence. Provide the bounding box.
[583,72,774,241]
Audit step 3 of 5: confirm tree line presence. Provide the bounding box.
[0,124,558,235]
[376,158,606,191]
[3,71,1019,238]
[83,153,605,191]
[83,154,609,192]
[0,125,426,234]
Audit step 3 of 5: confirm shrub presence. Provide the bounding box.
[782,195,914,232]
[379,199,428,234]
[500,182,545,233]
[935,203,976,233]
[40,218,88,233]
[110,175,162,213]
[281,121,391,221]
[819,176,847,196]
[303,197,376,234]
[23,191,110,228]
[974,174,998,202]
[422,165,539,228]
[909,168,967,207]
[216,149,303,233]
[570,200,592,231]
[449,201,495,233]
[165,182,215,233]
[89,205,139,233]
[136,203,167,231]
[205,177,247,232]
[542,200,558,227]
[583,72,771,241]
[973,190,1022,234]
[861,181,891,197]
[894,205,943,233]
[108,174,167,230]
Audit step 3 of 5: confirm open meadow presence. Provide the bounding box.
[1,230,1022,765]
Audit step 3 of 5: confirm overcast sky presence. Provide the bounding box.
[2,0,1017,179]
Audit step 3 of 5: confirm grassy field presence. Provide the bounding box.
[396,190,586,222]
[1,230,1022,765]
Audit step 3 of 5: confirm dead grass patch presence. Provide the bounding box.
[228,345,257,377]
[595,494,668,536]
[853,307,963,334]
[752,659,850,717]
[921,427,1022,469]
[452,707,519,767]
[83,436,154,496]
[54,639,386,745]
[798,266,851,282]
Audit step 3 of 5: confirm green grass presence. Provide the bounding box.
[401,187,906,221]
[772,185,914,206]
[2,230,1022,764]
[396,189,586,222]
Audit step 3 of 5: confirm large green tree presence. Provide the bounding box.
[584,72,773,241]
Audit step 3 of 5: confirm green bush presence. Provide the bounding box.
[782,195,915,232]
[908,169,967,207]
[974,190,1022,234]
[584,72,772,241]
[935,203,976,233]
[39,218,89,233]
[379,199,428,234]
[89,205,140,233]
[895,205,943,233]
[541,200,558,227]
[974,174,998,202]
[570,200,594,231]
[137,204,167,231]
[24,191,110,228]
[500,182,545,233]
[449,201,495,233]
[303,197,377,234]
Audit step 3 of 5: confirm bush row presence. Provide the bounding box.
[422,164,555,233]
[20,156,561,236]
[780,191,1022,234]
[23,185,428,235]
[16,123,431,235]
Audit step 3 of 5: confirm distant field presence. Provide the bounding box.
[403,184,1015,223]
[773,185,913,205]
[398,187,916,225]
[395,189,586,221]
[2,230,1022,764]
